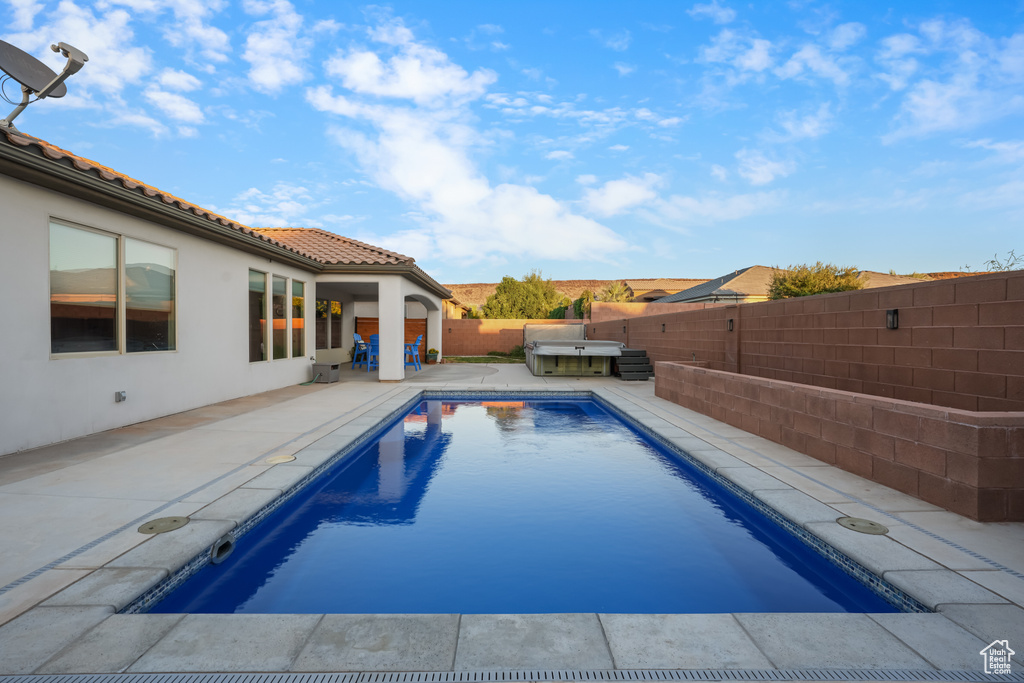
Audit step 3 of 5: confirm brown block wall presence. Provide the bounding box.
[655,362,1024,522]
[591,272,1024,412]
[444,319,580,355]
[590,301,712,324]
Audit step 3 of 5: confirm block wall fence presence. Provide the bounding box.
[590,271,1024,412]
[442,319,581,355]
[585,271,1024,522]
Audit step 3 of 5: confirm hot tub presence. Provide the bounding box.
[524,339,625,376]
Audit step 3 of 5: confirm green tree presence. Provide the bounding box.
[768,262,863,300]
[573,290,595,319]
[599,280,632,302]
[481,270,563,319]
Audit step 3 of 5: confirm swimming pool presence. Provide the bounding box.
[150,397,902,614]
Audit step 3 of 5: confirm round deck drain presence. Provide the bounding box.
[837,516,889,535]
[138,516,190,534]
[265,455,296,464]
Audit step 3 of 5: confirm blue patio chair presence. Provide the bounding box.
[367,334,380,371]
[352,333,368,369]
[405,334,423,371]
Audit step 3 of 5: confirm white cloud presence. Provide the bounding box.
[687,0,736,24]
[883,73,1016,142]
[829,23,866,51]
[177,126,199,138]
[658,117,685,127]
[614,62,636,76]
[710,164,728,181]
[8,0,43,31]
[576,174,598,185]
[609,144,629,151]
[157,69,202,92]
[656,191,782,225]
[874,34,924,91]
[217,181,327,227]
[143,87,205,123]
[775,44,851,86]
[546,150,574,160]
[242,0,309,94]
[958,180,1024,210]
[583,173,663,216]
[735,149,795,185]
[6,3,153,98]
[325,20,497,106]
[307,20,627,263]
[771,102,833,141]
[964,138,1024,163]
[698,30,773,73]
[591,29,631,52]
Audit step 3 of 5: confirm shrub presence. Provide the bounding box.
[767,262,863,300]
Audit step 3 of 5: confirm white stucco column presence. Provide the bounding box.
[377,276,406,381]
[427,306,442,360]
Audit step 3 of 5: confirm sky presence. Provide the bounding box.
[3,1,1023,284]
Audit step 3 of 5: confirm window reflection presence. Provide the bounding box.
[49,223,117,353]
[272,275,287,360]
[249,270,266,362]
[126,238,175,352]
[292,281,304,358]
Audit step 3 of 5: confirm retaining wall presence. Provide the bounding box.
[655,362,1024,522]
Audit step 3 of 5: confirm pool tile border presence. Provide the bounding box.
[124,388,926,616]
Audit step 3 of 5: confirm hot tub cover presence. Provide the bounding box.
[525,339,625,356]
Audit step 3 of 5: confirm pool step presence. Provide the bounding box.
[614,348,654,381]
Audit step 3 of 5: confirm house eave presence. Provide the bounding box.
[0,139,320,272]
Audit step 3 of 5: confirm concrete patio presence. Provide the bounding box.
[0,363,1022,678]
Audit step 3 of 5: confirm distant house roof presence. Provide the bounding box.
[624,278,708,292]
[657,266,771,303]
[0,130,450,298]
[657,266,935,303]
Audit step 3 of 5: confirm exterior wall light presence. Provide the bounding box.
[728,318,734,332]
[885,309,898,330]
[661,323,665,333]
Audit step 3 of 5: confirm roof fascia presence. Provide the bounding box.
[0,141,321,272]
[320,262,452,299]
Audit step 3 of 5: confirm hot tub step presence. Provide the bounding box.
[615,348,654,380]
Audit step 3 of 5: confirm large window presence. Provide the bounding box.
[248,270,266,362]
[292,281,305,358]
[50,221,175,355]
[315,299,343,350]
[272,275,287,360]
[126,238,176,352]
[251,271,307,363]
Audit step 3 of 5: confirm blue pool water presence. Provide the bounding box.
[151,399,898,614]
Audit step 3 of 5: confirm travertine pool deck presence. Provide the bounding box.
[0,364,1022,678]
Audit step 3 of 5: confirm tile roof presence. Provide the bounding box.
[658,267,941,303]
[657,266,769,302]
[251,228,414,266]
[0,130,315,261]
[624,278,709,292]
[1,131,450,296]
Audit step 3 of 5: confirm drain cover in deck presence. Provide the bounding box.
[138,516,190,534]
[837,516,889,535]
[265,455,296,464]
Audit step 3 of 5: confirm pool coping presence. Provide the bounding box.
[3,384,1023,675]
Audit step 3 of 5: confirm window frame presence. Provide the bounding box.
[48,218,178,359]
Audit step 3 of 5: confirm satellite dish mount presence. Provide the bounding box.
[0,40,88,134]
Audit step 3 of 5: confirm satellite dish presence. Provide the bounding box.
[0,40,88,134]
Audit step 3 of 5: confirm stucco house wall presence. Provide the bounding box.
[0,174,315,455]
